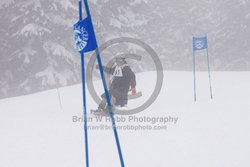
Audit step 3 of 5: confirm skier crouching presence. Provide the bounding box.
[94,56,136,114]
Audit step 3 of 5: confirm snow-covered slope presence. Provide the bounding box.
[0,71,250,167]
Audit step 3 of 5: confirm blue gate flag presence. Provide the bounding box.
[193,36,207,51]
[73,17,97,54]
[192,34,213,101]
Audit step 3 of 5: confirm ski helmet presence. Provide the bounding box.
[115,55,127,65]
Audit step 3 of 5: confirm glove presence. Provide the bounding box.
[130,87,136,95]
[96,64,100,69]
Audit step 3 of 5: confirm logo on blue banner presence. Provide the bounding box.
[73,18,97,54]
[193,37,207,51]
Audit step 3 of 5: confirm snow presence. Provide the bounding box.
[110,7,148,29]
[129,0,149,6]
[17,47,36,64]
[109,18,123,29]
[36,66,68,86]
[20,0,42,11]
[0,71,250,167]
[14,23,51,37]
[55,0,77,11]
[0,0,14,9]
[43,41,78,64]
[47,14,74,27]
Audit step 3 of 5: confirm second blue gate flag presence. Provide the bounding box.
[193,36,207,51]
[192,35,213,101]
